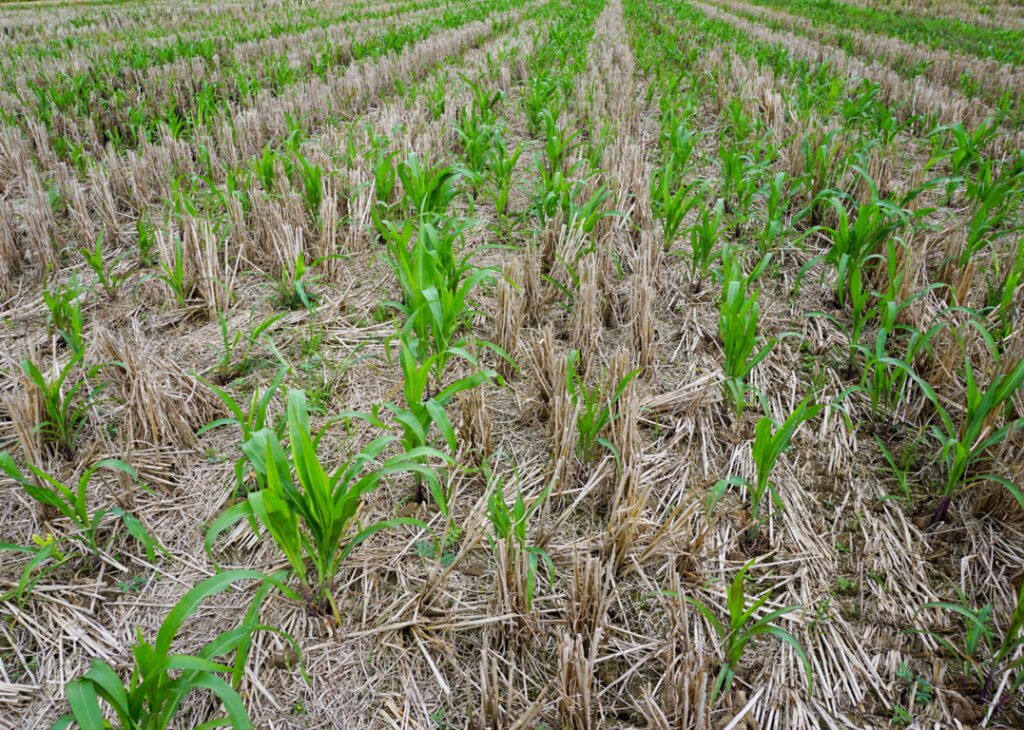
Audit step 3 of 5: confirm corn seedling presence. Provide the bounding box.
[382,219,499,380]
[372,146,399,217]
[291,150,324,225]
[796,129,851,225]
[914,581,1024,706]
[0,454,161,561]
[381,328,495,506]
[723,97,754,147]
[453,92,500,198]
[660,122,699,174]
[719,145,764,219]
[19,353,110,458]
[523,74,558,137]
[148,233,189,308]
[485,462,553,613]
[688,196,725,290]
[398,152,462,220]
[209,311,284,382]
[674,560,811,705]
[198,366,287,493]
[565,350,638,464]
[940,119,1001,185]
[817,193,909,308]
[541,110,580,175]
[851,242,945,417]
[875,432,925,505]
[809,264,875,378]
[919,351,1024,522]
[719,245,774,419]
[649,156,702,253]
[136,217,158,268]
[79,231,127,300]
[486,136,523,222]
[857,332,940,422]
[43,274,86,356]
[532,161,572,224]
[709,397,821,542]
[53,570,301,730]
[465,75,503,125]
[961,157,1024,264]
[566,179,612,235]
[427,72,447,119]
[206,390,437,618]
[983,239,1024,344]
[758,171,790,256]
[253,144,280,194]
[0,537,66,604]
[274,251,334,313]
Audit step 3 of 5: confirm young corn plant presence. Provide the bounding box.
[532,161,572,225]
[198,366,287,493]
[427,72,447,119]
[874,431,926,506]
[853,242,945,419]
[79,231,127,300]
[649,156,703,253]
[857,329,941,422]
[961,158,1024,265]
[677,560,812,706]
[453,90,500,199]
[938,119,1000,189]
[914,582,1024,708]
[43,274,86,356]
[486,136,523,223]
[397,152,461,220]
[983,239,1024,345]
[565,350,639,464]
[816,193,908,308]
[708,397,821,543]
[541,110,580,175]
[381,328,494,506]
[688,197,725,291]
[758,172,790,256]
[290,149,324,225]
[209,311,284,383]
[485,462,554,613]
[137,217,158,268]
[253,143,280,194]
[19,353,109,458]
[810,264,875,378]
[53,570,301,730]
[523,73,558,137]
[206,390,438,619]
[796,129,851,225]
[660,122,699,174]
[0,454,161,561]
[0,535,67,605]
[149,234,189,309]
[383,219,499,382]
[566,179,612,235]
[274,251,330,313]
[719,246,774,419]
[718,146,764,220]
[372,145,399,218]
[920,351,1024,523]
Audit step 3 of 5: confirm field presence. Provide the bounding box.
[0,0,1022,727]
